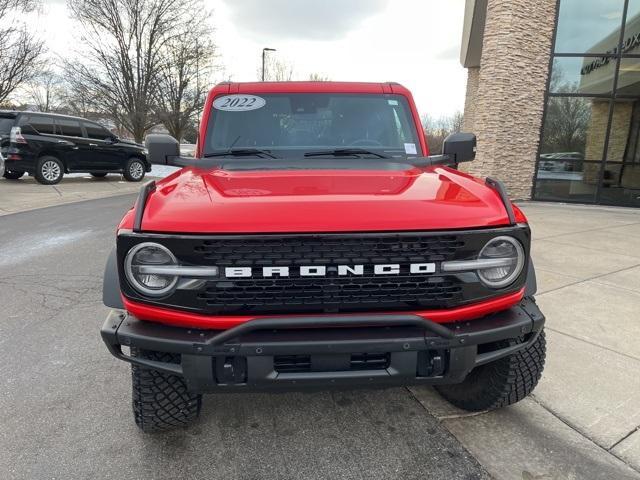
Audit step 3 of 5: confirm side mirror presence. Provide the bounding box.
[145,134,180,165]
[443,132,476,163]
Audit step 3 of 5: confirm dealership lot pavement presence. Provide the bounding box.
[1,194,639,479]
[0,165,178,215]
[412,202,640,479]
[0,195,487,480]
[0,175,143,215]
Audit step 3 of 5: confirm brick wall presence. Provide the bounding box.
[584,101,633,184]
[463,0,558,199]
[463,67,480,132]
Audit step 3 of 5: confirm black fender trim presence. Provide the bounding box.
[133,180,156,233]
[525,257,537,296]
[485,177,516,225]
[103,247,124,309]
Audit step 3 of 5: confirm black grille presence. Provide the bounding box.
[273,353,390,373]
[274,355,311,373]
[197,276,462,310]
[117,227,530,315]
[194,235,465,266]
[192,234,464,313]
[350,353,390,370]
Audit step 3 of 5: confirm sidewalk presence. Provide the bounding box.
[0,174,151,215]
[412,201,640,479]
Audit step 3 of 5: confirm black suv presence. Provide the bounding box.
[0,111,150,185]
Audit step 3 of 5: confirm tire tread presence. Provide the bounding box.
[435,330,546,411]
[131,348,201,432]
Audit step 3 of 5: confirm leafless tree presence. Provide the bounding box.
[59,79,95,118]
[422,111,464,153]
[0,0,45,104]
[261,57,295,82]
[540,64,590,154]
[308,72,330,81]
[154,26,216,141]
[66,0,208,142]
[27,69,64,112]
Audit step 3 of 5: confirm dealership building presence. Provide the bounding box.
[461,0,640,207]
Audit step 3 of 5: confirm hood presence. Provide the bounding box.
[118,138,144,148]
[137,165,512,233]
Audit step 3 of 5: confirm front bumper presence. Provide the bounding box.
[101,297,545,393]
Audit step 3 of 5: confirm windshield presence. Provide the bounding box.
[205,93,421,158]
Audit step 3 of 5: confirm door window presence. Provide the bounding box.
[56,119,84,138]
[29,116,56,135]
[83,122,112,141]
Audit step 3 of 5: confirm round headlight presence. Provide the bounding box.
[477,236,525,288]
[124,242,178,297]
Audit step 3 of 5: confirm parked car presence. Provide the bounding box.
[101,81,545,432]
[180,143,197,157]
[0,111,150,185]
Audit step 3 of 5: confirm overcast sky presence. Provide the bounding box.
[36,0,467,118]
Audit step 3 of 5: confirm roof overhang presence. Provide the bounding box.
[460,0,488,68]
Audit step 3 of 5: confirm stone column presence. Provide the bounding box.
[463,0,558,199]
[463,67,480,133]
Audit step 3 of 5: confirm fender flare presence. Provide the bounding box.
[525,257,538,297]
[103,247,124,309]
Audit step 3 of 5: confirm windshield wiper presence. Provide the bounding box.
[304,148,390,159]
[204,148,277,159]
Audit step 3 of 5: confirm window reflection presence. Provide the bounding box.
[605,101,639,162]
[540,97,609,160]
[600,162,640,206]
[617,57,640,96]
[550,57,615,95]
[535,160,598,202]
[555,0,625,54]
[537,0,640,206]
[624,0,640,43]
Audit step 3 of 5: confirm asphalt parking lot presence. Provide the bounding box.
[0,166,177,215]
[0,195,488,480]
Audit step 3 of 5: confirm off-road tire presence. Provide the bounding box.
[35,156,64,185]
[123,157,146,182]
[90,172,108,178]
[3,170,24,180]
[435,330,546,412]
[130,348,202,433]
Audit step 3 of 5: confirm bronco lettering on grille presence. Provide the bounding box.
[224,263,436,278]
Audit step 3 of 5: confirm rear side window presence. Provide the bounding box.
[28,115,56,135]
[56,119,84,138]
[83,122,112,140]
[0,117,15,134]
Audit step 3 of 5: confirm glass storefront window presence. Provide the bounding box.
[555,0,625,54]
[624,0,640,49]
[599,162,640,206]
[550,57,616,95]
[605,100,639,161]
[616,57,640,96]
[540,97,609,160]
[536,0,640,206]
[535,160,599,203]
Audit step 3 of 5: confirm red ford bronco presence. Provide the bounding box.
[101,81,545,432]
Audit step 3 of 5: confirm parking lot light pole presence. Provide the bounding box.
[262,47,276,81]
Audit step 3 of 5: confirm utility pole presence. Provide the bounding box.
[261,47,276,81]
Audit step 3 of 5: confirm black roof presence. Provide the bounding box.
[0,110,97,123]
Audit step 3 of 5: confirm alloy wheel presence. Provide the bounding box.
[130,161,144,180]
[42,160,61,182]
